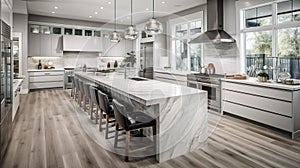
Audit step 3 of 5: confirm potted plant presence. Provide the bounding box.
[257,71,269,82]
[123,51,136,67]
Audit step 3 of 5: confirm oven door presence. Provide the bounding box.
[198,82,221,112]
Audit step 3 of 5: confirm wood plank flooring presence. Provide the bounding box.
[1,89,300,168]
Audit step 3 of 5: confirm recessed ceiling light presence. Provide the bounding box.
[162,1,165,4]
[94,11,98,14]
[100,6,104,10]
[89,15,92,18]
[51,11,55,14]
[108,1,111,4]
[54,6,58,9]
[146,8,149,11]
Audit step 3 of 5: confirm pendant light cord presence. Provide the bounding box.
[152,0,155,18]
[131,0,133,25]
[114,0,116,31]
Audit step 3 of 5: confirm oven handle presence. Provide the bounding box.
[197,82,220,88]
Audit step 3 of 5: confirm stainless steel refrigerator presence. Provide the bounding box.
[0,20,13,161]
[139,42,153,79]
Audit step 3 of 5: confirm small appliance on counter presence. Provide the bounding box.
[44,60,55,69]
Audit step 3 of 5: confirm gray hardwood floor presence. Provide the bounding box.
[1,89,300,168]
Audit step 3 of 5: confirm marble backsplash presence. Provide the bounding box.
[202,42,240,74]
[28,52,125,70]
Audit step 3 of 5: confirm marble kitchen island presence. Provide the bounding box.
[75,72,208,163]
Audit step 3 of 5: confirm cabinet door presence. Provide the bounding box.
[52,34,63,56]
[40,34,52,56]
[83,37,102,52]
[28,33,41,56]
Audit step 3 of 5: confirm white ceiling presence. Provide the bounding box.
[14,0,206,25]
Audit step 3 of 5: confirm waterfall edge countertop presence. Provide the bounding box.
[75,72,208,163]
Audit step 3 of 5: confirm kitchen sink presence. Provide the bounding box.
[128,77,148,81]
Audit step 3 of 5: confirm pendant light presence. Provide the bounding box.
[124,0,138,40]
[109,0,121,43]
[144,0,163,35]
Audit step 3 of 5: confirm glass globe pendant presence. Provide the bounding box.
[110,0,121,43]
[144,0,163,35]
[124,0,138,40]
[109,31,121,43]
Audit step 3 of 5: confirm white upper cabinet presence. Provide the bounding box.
[51,34,63,57]
[28,32,63,57]
[62,35,102,52]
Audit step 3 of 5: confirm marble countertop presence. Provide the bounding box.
[222,77,300,91]
[76,72,205,106]
[28,69,65,72]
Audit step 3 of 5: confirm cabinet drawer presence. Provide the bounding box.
[222,82,292,101]
[30,75,64,83]
[30,81,63,89]
[223,90,292,117]
[156,77,187,86]
[29,71,64,76]
[223,101,292,131]
[155,72,187,82]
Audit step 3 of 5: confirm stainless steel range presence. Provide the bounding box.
[187,73,224,113]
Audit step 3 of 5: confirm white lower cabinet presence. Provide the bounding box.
[28,70,64,90]
[221,80,300,139]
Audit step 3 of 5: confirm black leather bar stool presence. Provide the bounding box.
[89,86,100,123]
[70,76,75,98]
[83,83,92,113]
[78,80,85,108]
[112,99,156,162]
[98,90,115,138]
[74,78,80,103]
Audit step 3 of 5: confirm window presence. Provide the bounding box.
[241,1,300,79]
[245,4,272,28]
[170,12,203,72]
[277,0,300,24]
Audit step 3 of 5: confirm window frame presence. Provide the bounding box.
[240,1,300,74]
[169,11,204,72]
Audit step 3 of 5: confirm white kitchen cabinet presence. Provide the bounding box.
[221,79,300,139]
[51,34,63,57]
[12,79,23,121]
[28,33,41,56]
[63,35,102,52]
[28,70,64,90]
[29,33,62,57]
[40,34,52,56]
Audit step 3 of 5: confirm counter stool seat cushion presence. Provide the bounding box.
[127,112,156,130]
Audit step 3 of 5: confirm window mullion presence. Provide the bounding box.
[272,2,277,58]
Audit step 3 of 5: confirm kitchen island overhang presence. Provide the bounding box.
[75,72,208,163]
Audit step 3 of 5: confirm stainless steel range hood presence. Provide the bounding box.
[189,0,235,43]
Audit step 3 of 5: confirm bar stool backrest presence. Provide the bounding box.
[98,90,112,115]
[89,86,99,106]
[83,83,91,98]
[78,80,85,95]
[112,99,130,131]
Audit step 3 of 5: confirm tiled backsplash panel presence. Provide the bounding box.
[203,42,240,74]
[28,52,126,70]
